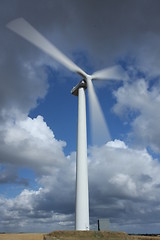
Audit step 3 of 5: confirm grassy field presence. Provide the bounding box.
[0,231,160,240]
[131,237,160,240]
[44,231,160,240]
[44,230,129,240]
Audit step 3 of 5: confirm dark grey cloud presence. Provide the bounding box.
[0,166,29,186]
[1,0,160,119]
[1,0,160,117]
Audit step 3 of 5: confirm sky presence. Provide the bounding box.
[1,0,160,234]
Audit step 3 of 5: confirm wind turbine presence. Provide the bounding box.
[7,18,126,231]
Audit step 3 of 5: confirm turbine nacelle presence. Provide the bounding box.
[71,74,93,96]
[71,80,87,96]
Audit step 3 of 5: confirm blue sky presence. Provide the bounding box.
[1,0,160,234]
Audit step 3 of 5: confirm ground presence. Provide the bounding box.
[0,231,160,240]
[0,233,44,240]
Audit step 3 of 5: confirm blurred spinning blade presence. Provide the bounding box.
[7,18,127,147]
[91,65,127,81]
[7,18,87,78]
[87,77,111,146]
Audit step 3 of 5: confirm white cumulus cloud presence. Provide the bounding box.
[113,79,160,152]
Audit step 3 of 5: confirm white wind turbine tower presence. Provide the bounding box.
[7,18,126,231]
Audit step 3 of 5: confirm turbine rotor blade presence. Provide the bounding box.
[7,18,87,78]
[91,65,127,81]
[87,77,111,146]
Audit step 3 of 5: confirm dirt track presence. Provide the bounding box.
[0,233,44,240]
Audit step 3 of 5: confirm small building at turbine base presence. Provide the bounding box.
[98,219,110,231]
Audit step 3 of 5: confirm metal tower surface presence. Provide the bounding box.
[71,81,89,230]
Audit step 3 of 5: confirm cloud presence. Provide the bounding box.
[0,111,76,231]
[0,188,74,233]
[1,140,160,233]
[113,79,160,152]
[0,115,66,174]
[0,166,29,186]
[2,0,160,120]
[3,0,160,71]
[0,28,49,120]
[88,140,160,232]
